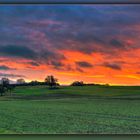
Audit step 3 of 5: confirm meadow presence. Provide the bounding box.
[0,85,140,134]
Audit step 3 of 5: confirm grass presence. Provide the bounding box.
[0,85,140,134]
[11,85,140,99]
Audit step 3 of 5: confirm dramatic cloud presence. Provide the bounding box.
[0,65,15,70]
[0,73,25,78]
[110,39,125,48]
[27,62,40,66]
[76,61,93,68]
[49,61,64,70]
[0,45,36,59]
[102,62,122,70]
[39,50,65,64]
[0,5,140,85]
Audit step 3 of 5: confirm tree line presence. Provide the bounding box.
[0,78,15,96]
[0,75,109,96]
[0,75,59,96]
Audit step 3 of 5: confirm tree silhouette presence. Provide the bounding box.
[16,78,25,85]
[0,78,13,96]
[1,78,9,87]
[45,75,59,88]
[30,80,40,86]
[71,81,84,86]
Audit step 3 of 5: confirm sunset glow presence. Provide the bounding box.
[0,5,140,85]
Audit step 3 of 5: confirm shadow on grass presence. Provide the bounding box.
[5,93,140,101]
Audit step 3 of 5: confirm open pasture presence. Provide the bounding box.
[0,85,140,134]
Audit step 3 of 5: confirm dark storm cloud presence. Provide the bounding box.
[38,5,140,55]
[0,45,36,59]
[40,50,65,61]
[0,73,25,78]
[38,50,66,69]
[0,65,15,70]
[0,44,65,69]
[48,61,65,70]
[103,62,122,70]
[0,5,140,61]
[76,61,93,68]
[110,39,125,48]
[28,62,40,66]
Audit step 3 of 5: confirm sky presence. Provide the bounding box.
[2,0,139,3]
[0,4,140,85]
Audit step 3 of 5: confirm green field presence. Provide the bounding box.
[0,85,140,134]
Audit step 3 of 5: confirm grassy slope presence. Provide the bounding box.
[12,85,140,99]
[0,85,140,134]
